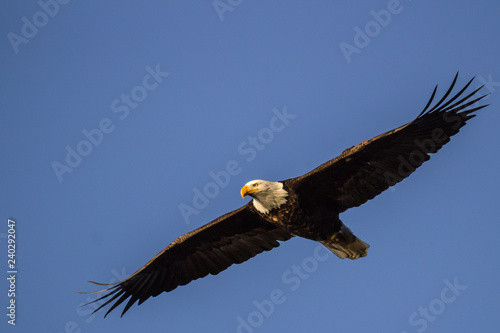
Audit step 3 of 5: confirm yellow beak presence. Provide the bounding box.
[240,185,251,198]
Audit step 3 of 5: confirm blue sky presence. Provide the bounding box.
[1,1,500,332]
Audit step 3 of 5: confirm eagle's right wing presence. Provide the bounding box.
[79,204,292,317]
[291,74,488,213]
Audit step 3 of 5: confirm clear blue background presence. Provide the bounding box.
[1,1,499,332]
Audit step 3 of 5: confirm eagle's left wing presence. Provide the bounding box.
[291,74,488,213]
[78,204,292,317]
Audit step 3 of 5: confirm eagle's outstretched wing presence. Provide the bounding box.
[291,73,488,213]
[79,204,292,317]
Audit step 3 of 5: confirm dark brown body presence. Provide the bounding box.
[251,181,343,241]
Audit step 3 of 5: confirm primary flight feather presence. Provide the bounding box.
[79,73,488,317]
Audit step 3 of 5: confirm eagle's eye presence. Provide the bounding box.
[253,183,258,187]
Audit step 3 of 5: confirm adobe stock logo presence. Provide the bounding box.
[179,106,296,225]
[51,64,169,182]
[400,277,467,333]
[339,0,404,64]
[213,0,243,22]
[7,0,71,54]
[228,245,333,332]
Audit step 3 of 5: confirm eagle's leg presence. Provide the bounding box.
[319,224,369,260]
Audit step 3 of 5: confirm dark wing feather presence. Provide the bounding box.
[290,73,488,213]
[79,204,292,317]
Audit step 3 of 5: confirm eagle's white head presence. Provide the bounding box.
[240,179,288,214]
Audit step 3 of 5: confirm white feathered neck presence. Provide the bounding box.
[247,180,288,214]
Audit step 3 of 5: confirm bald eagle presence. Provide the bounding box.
[80,74,488,317]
